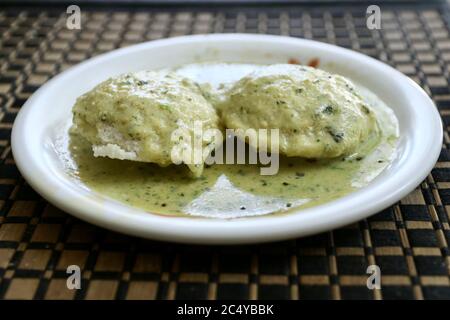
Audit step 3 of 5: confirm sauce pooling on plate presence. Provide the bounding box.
[58,63,399,218]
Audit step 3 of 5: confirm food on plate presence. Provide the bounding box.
[219,64,380,158]
[61,62,398,218]
[70,71,221,177]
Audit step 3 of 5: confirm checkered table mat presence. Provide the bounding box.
[0,3,450,299]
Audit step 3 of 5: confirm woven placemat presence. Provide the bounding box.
[0,3,450,300]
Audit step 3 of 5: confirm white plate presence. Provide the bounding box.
[11,34,442,244]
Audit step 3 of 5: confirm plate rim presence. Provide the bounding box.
[11,33,443,244]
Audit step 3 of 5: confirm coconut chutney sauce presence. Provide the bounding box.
[61,63,399,218]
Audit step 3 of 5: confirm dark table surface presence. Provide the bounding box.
[0,2,450,300]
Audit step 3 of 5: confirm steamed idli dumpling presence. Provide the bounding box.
[71,71,221,177]
[219,64,380,158]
